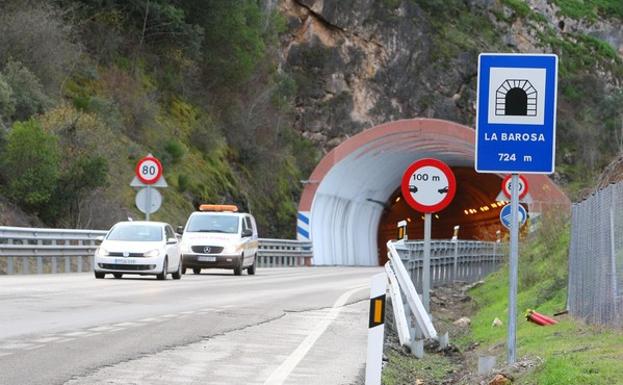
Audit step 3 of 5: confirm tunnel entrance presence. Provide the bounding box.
[377,168,505,265]
[297,119,570,266]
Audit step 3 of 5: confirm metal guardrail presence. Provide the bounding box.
[392,240,505,290]
[0,226,313,274]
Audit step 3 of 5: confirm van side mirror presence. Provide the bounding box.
[176,226,184,235]
[95,235,105,244]
[242,229,252,238]
[167,237,178,245]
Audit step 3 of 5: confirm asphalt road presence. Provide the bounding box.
[0,267,382,385]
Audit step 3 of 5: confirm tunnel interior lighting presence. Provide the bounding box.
[395,196,401,203]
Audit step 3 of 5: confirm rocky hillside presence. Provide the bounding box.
[277,0,623,198]
[0,1,620,234]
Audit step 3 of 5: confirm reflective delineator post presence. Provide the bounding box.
[507,174,520,364]
[365,273,387,385]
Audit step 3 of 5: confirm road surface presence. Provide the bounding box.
[0,267,382,385]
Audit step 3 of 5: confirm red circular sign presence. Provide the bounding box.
[135,155,163,185]
[501,174,528,200]
[401,158,456,213]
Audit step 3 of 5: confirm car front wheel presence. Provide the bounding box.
[94,272,105,279]
[157,258,168,280]
[172,258,182,280]
[113,273,123,279]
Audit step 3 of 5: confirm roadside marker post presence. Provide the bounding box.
[475,53,558,364]
[401,158,456,313]
[365,273,387,385]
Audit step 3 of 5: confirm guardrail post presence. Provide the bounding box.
[7,238,14,274]
[453,240,459,282]
[65,254,71,273]
[22,255,29,274]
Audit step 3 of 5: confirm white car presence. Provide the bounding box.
[179,205,259,276]
[94,221,182,280]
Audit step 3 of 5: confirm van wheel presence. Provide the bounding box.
[193,268,201,275]
[234,255,243,276]
[94,272,105,279]
[247,256,256,275]
[113,273,123,279]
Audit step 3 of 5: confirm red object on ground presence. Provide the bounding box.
[526,309,558,326]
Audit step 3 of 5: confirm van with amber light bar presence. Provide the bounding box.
[178,205,259,276]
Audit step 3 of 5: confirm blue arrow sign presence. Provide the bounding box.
[500,204,527,230]
[475,53,558,174]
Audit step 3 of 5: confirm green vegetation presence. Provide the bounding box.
[552,0,623,21]
[0,0,316,234]
[464,215,623,384]
[382,350,456,385]
[1,120,60,212]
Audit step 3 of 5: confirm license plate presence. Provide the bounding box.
[198,256,216,262]
[114,258,136,264]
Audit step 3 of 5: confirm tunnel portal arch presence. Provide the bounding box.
[297,119,569,266]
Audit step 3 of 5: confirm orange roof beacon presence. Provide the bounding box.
[198,204,239,212]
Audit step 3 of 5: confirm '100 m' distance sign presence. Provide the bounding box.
[401,158,456,213]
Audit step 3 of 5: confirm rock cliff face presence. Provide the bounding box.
[277,0,623,168]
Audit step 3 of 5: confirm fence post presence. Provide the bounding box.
[7,238,14,274]
[453,240,459,282]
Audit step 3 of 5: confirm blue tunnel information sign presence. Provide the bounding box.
[475,53,558,174]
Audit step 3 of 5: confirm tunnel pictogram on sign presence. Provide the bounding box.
[495,79,537,117]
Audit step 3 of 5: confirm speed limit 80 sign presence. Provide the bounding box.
[401,158,456,213]
[135,155,163,185]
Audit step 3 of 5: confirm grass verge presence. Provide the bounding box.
[464,216,623,384]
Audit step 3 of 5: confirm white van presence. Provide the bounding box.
[179,205,259,276]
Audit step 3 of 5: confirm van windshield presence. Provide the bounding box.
[186,215,239,234]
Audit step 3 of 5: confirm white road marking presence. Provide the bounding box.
[113,322,140,328]
[88,326,114,332]
[0,352,13,357]
[23,344,44,351]
[138,318,159,323]
[161,314,178,318]
[63,331,90,337]
[262,286,365,385]
[34,336,62,343]
[54,338,76,343]
[0,342,34,350]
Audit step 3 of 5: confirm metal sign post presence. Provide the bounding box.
[145,186,152,221]
[507,174,520,364]
[422,213,432,312]
[401,158,456,314]
[475,53,558,365]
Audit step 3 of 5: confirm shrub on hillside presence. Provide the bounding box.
[0,3,79,94]
[3,60,51,121]
[1,120,60,212]
[0,74,15,123]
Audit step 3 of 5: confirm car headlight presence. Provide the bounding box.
[222,244,241,254]
[96,247,109,257]
[181,243,192,254]
[144,249,160,258]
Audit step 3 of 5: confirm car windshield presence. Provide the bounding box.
[106,224,163,241]
[186,214,239,234]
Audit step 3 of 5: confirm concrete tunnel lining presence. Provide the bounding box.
[298,119,570,266]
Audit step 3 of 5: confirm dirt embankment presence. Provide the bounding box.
[382,283,539,385]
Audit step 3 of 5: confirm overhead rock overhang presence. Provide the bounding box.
[297,118,570,266]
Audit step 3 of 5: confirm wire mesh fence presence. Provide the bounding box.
[568,183,623,326]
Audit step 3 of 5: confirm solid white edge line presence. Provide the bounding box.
[262,285,366,385]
